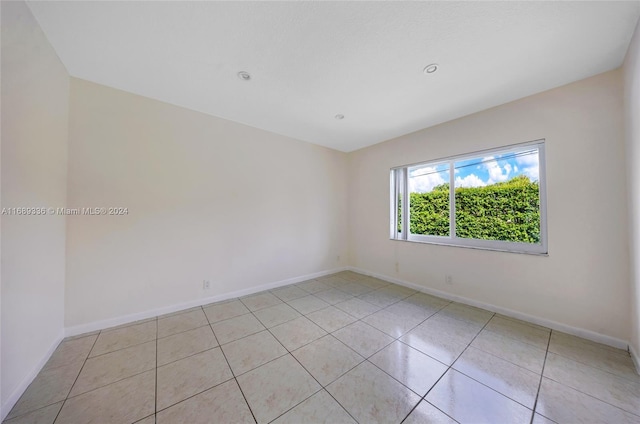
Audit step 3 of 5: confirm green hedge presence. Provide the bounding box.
[405,175,540,243]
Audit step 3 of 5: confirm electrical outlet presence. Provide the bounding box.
[203,280,211,290]
[445,275,453,285]
[337,255,341,262]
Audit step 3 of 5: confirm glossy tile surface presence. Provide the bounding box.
[296,279,331,294]
[157,324,218,366]
[271,285,309,302]
[253,302,301,328]
[358,289,403,308]
[437,302,494,325]
[543,352,640,415]
[156,379,254,423]
[334,297,381,319]
[385,300,436,321]
[400,323,468,365]
[339,282,374,296]
[156,347,233,410]
[270,316,327,350]
[6,272,640,424]
[157,308,209,338]
[287,294,330,315]
[271,390,356,424]
[426,370,532,423]
[453,346,539,408]
[6,361,83,419]
[531,413,557,424]
[211,312,266,344]
[369,341,448,395]
[333,321,394,357]
[3,402,62,424]
[403,401,457,424]
[327,361,420,424]
[484,315,550,349]
[89,320,156,357]
[536,377,639,424]
[471,328,547,373]
[70,340,155,396]
[236,355,321,423]
[292,335,364,386]
[403,292,450,309]
[42,335,97,371]
[240,292,283,312]
[362,308,423,338]
[548,331,639,382]
[306,305,357,332]
[314,288,354,305]
[134,415,156,424]
[222,330,287,375]
[56,371,155,424]
[203,299,249,323]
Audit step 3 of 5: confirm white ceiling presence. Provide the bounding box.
[26,1,640,152]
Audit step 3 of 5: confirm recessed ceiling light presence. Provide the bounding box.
[423,64,439,74]
[237,71,251,81]
[335,114,345,120]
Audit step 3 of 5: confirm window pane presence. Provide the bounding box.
[454,148,540,243]
[408,163,450,236]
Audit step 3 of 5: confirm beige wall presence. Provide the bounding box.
[624,18,640,363]
[65,78,348,328]
[348,70,630,344]
[1,0,69,415]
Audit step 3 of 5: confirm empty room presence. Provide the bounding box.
[2,1,640,423]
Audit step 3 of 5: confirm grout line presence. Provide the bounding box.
[479,326,550,351]
[540,375,640,419]
[99,317,157,334]
[154,375,237,415]
[212,326,259,424]
[152,328,241,416]
[399,312,496,423]
[86,320,157,360]
[303,293,454,421]
[156,322,211,341]
[65,369,155,400]
[544,348,640,384]
[467,342,542,375]
[530,329,553,424]
[51,330,101,424]
[255,308,361,424]
[85,338,157,361]
[3,402,63,423]
[35,273,638,424]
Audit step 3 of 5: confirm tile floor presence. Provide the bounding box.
[5,271,640,423]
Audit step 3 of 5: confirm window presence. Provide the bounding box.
[390,140,547,254]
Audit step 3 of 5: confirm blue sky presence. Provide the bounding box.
[409,148,540,193]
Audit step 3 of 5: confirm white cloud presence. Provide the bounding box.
[483,156,511,184]
[455,174,486,188]
[516,151,539,167]
[522,165,539,181]
[409,167,447,192]
[512,150,539,181]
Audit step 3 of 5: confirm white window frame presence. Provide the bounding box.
[390,140,548,255]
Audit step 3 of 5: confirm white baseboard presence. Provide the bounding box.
[349,266,629,351]
[631,344,640,376]
[1,330,64,421]
[65,267,347,338]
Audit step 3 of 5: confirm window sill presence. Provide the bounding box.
[390,237,549,256]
